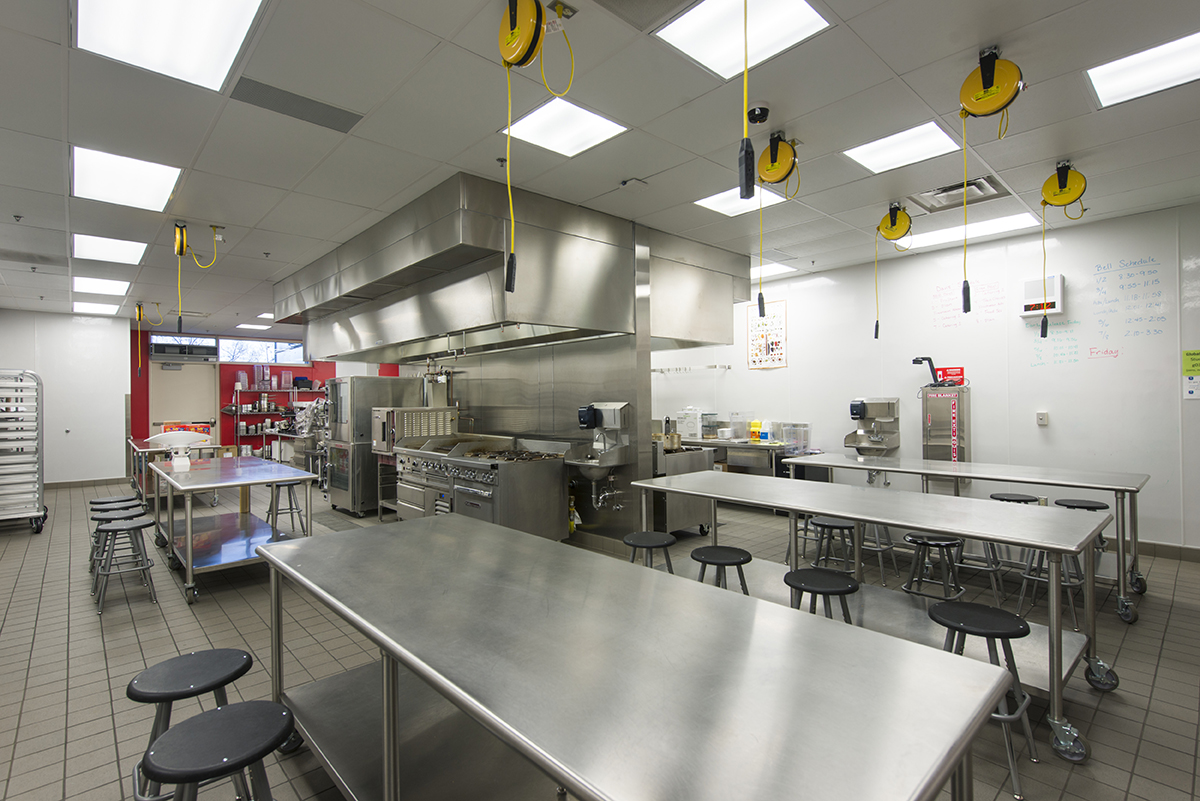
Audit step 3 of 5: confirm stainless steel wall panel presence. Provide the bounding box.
[333,174,465,273]
[645,227,747,278]
[648,257,735,345]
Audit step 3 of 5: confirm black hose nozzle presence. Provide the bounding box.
[504,253,516,293]
[962,279,971,313]
[757,292,766,317]
[874,320,879,340]
[1040,315,1048,338]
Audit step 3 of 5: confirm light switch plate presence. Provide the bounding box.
[1036,411,1049,426]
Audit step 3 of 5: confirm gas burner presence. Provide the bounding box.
[472,450,560,462]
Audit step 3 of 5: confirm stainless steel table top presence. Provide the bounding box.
[150,456,316,493]
[783,453,1149,493]
[634,472,1110,554]
[259,515,1009,801]
[681,437,794,451]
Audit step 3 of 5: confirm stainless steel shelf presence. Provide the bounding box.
[170,512,296,574]
[283,661,559,801]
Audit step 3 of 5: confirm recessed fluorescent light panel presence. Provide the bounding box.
[1087,30,1200,107]
[694,185,786,217]
[843,122,959,174]
[73,301,119,315]
[77,0,264,91]
[73,233,147,265]
[236,323,272,330]
[72,147,180,212]
[257,313,275,319]
[750,262,796,280]
[907,213,1039,249]
[656,0,829,80]
[73,276,130,296]
[505,99,627,157]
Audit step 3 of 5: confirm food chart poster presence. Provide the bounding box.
[748,300,787,369]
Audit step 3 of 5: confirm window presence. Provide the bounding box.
[219,338,307,365]
[150,335,218,347]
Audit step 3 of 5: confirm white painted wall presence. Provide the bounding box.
[335,361,376,377]
[0,310,130,483]
[653,203,1193,547]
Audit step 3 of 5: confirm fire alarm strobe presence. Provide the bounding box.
[1020,274,1064,317]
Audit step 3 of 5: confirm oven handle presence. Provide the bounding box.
[457,486,493,499]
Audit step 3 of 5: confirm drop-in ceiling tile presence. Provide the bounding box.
[822,0,888,21]
[364,0,490,39]
[169,171,287,228]
[180,288,245,313]
[354,45,547,162]
[788,228,873,257]
[523,130,695,204]
[583,157,734,220]
[67,197,164,244]
[3,0,63,44]
[243,0,439,114]
[0,129,64,195]
[374,165,461,216]
[256,193,374,240]
[68,50,222,168]
[683,200,824,246]
[726,216,854,254]
[231,228,325,265]
[635,202,725,235]
[788,154,871,198]
[296,137,437,208]
[190,253,281,282]
[641,81,743,158]
[194,101,344,190]
[801,149,993,217]
[0,28,62,140]
[133,261,207,291]
[2,269,69,290]
[783,78,935,160]
[451,133,570,189]
[190,272,268,297]
[331,209,389,244]
[17,298,71,314]
[69,259,140,282]
[0,222,66,258]
[566,37,721,129]
[0,186,67,231]
[847,0,1082,76]
[452,0,638,77]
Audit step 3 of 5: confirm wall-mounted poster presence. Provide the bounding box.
[748,300,787,369]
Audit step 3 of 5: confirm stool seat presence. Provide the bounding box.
[91,495,138,505]
[904,532,962,548]
[128,649,253,704]
[990,493,1038,504]
[92,508,144,522]
[1055,498,1109,512]
[809,516,855,530]
[929,602,1031,640]
[691,546,752,567]
[784,568,860,595]
[92,500,142,511]
[623,530,676,549]
[142,701,293,785]
[96,517,156,533]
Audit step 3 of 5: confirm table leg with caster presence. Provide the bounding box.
[1047,553,1090,763]
[1128,492,1146,595]
[1113,493,1137,623]
[184,491,197,604]
[1082,534,1119,692]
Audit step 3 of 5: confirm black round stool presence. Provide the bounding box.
[93,517,157,614]
[902,533,965,600]
[91,494,139,506]
[784,568,860,623]
[990,493,1039,504]
[809,516,857,572]
[623,531,676,574]
[128,649,255,800]
[89,505,148,576]
[142,701,294,801]
[691,546,752,594]
[1055,498,1109,513]
[929,602,1040,800]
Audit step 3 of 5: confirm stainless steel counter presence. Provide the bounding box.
[259,515,1009,801]
[150,457,316,603]
[633,471,1114,763]
[784,452,1149,621]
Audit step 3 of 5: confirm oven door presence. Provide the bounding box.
[453,484,494,524]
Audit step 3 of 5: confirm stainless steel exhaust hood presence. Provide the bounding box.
[276,173,747,362]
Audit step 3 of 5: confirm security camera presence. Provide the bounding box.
[748,101,770,125]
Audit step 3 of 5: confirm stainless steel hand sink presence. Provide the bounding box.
[565,444,630,481]
[843,431,900,456]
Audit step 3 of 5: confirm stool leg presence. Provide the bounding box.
[839,595,853,624]
[172,783,199,801]
[247,760,273,801]
[628,547,638,564]
[809,593,817,614]
[987,638,1025,801]
[942,629,955,652]
[289,485,303,534]
[939,548,953,599]
[662,548,674,575]
[132,530,157,604]
[822,594,833,619]
[696,563,707,584]
[1016,551,1036,615]
[735,565,748,596]
[1001,639,1040,763]
[791,589,802,610]
[646,547,654,570]
[96,532,117,614]
[716,565,727,590]
[141,702,173,797]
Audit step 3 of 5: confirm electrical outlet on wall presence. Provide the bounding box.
[1036,411,1049,426]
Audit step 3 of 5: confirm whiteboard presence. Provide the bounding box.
[653,203,1190,546]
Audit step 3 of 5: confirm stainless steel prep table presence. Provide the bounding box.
[128,437,223,516]
[784,453,1150,622]
[258,515,1008,801]
[680,436,796,475]
[633,471,1114,763]
[150,456,316,603]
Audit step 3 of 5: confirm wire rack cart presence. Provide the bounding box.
[0,370,47,534]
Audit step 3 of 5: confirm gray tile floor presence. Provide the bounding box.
[0,482,1194,800]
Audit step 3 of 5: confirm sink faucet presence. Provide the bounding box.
[868,421,884,442]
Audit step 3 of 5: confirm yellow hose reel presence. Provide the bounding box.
[960,47,1023,117]
[1042,161,1087,207]
[757,132,797,184]
[173,223,187,256]
[499,0,545,67]
[878,203,912,241]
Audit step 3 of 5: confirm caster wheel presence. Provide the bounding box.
[1118,603,1139,624]
[1129,574,1147,595]
[167,555,182,571]
[698,525,710,536]
[31,518,43,534]
[278,731,305,754]
[210,498,219,508]
[185,589,196,605]
[1051,731,1089,763]
[1085,666,1119,692]
[154,535,167,548]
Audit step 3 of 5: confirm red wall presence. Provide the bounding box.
[217,361,335,445]
[129,330,151,440]
[378,363,400,376]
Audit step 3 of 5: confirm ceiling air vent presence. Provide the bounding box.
[908,175,1009,214]
[231,77,363,134]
